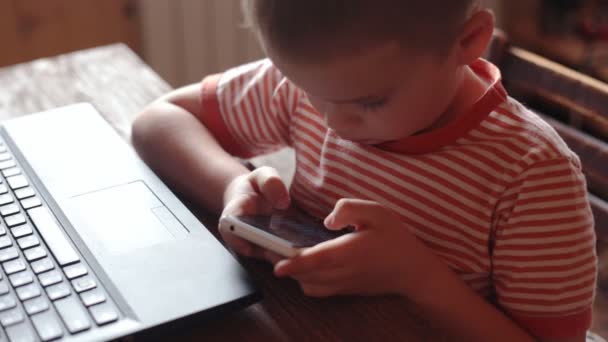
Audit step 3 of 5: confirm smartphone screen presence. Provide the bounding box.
[236,213,349,248]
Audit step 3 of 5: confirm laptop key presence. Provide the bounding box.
[9,271,33,288]
[89,302,118,326]
[46,283,70,301]
[63,263,87,280]
[11,224,32,238]
[38,270,62,287]
[72,276,96,293]
[23,297,48,316]
[0,160,16,170]
[14,188,35,200]
[16,283,41,301]
[0,307,24,327]
[0,203,19,217]
[27,207,79,266]
[2,167,20,178]
[80,288,106,307]
[31,259,54,275]
[6,321,37,342]
[0,281,9,295]
[0,184,7,195]
[0,153,11,162]
[24,247,46,262]
[0,194,13,206]
[0,295,17,311]
[5,214,26,228]
[31,310,63,341]
[17,236,39,250]
[6,176,28,190]
[55,296,91,333]
[0,247,19,262]
[20,197,41,210]
[0,236,12,249]
[0,225,5,236]
[3,259,26,275]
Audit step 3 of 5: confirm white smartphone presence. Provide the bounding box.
[219,212,350,257]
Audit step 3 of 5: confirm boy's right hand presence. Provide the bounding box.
[220,166,290,264]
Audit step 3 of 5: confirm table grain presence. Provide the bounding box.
[0,44,448,341]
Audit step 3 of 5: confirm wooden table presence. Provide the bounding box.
[0,44,447,341]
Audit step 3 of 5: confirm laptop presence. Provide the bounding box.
[0,103,259,341]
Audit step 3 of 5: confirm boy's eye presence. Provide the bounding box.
[359,99,387,111]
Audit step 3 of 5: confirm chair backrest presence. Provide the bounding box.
[501,47,608,140]
[486,31,608,244]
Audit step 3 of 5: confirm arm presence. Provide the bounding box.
[406,247,585,342]
[274,199,587,342]
[133,60,294,214]
[419,158,594,342]
[132,80,291,262]
[131,83,249,214]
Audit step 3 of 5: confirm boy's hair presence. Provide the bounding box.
[242,0,478,64]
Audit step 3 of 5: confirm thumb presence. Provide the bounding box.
[250,166,290,210]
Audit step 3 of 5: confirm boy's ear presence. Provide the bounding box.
[456,9,495,65]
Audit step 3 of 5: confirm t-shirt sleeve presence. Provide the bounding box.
[492,156,597,340]
[198,59,297,159]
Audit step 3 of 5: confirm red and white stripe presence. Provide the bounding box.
[202,58,597,332]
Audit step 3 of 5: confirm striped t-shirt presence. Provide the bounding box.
[199,58,597,339]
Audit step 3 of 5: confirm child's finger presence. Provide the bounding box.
[250,166,290,209]
[298,282,340,298]
[274,234,356,276]
[220,230,254,256]
[223,192,273,217]
[288,267,353,285]
[263,250,285,265]
[220,230,275,260]
[274,257,310,277]
[220,195,267,257]
[324,199,392,230]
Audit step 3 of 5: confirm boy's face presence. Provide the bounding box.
[270,42,461,144]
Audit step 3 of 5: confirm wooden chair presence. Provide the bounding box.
[487,30,608,337]
[488,32,608,243]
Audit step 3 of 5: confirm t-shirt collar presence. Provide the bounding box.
[375,58,507,155]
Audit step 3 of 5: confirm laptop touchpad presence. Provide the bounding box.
[67,181,187,255]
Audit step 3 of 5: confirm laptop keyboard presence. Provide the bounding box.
[0,141,119,341]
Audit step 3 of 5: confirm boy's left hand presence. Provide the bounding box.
[274,199,435,298]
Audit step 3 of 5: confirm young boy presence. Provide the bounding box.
[131,1,598,341]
